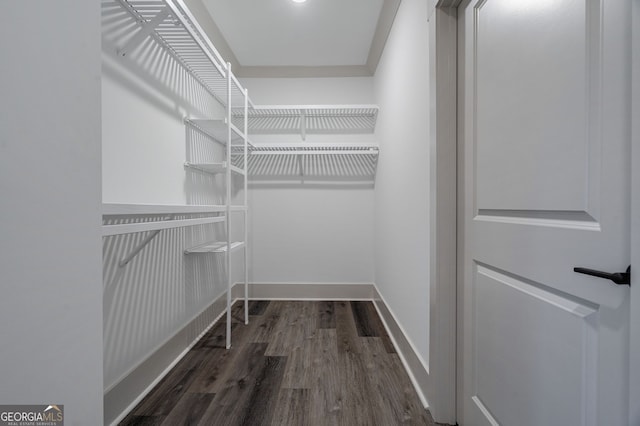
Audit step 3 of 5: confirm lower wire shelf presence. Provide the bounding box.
[184,241,245,255]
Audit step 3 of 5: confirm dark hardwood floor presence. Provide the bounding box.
[120,300,440,426]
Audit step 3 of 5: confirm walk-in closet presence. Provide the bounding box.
[99,0,434,424]
[7,0,635,425]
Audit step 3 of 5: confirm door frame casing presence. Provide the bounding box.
[427,1,461,424]
[630,0,639,424]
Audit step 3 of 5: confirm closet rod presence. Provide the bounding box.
[103,203,228,215]
[102,215,226,236]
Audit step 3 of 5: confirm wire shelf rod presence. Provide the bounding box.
[102,215,225,237]
[102,203,228,215]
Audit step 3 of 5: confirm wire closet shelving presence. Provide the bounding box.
[234,105,379,138]
[243,105,380,181]
[110,0,250,108]
[102,0,251,350]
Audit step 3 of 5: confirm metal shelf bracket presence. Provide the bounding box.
[118,215,172,267]
[117,8,171,57]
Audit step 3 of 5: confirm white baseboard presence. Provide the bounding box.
[237,282,376,300]
[104,292,231,426]
[104,282,431,424]
[371,285,431,410]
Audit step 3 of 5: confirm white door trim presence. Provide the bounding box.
[427,1,461,424]
[630,1,639,424]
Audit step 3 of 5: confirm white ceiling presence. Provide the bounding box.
[199,0,399,77]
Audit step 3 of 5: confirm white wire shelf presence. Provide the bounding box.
[235,105,379,139]
[108,0,247,107]
[101,204,228,266]
[103,203,247,214]
[250,145,379,156]
[247,144,379,180]
[184,241,245,254]
[185,118,251,147]
[184,162,246,176]
[103,203,229,215]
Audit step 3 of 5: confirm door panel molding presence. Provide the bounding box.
[475,210,600,231]
[471,263,599,426]
[471,0,604,216]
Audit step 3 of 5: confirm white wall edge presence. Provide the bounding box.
[371,284,431,410]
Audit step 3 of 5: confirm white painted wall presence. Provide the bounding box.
[248,187,374,284]
[240,78,376,285]
[373,0,431,365]
[0,2,103,424]
[241,77,375,105]
[101,43,225,204]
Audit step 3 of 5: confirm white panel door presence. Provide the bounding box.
[459,0,632,425]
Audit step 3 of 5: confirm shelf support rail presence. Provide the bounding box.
[117,8,171,57]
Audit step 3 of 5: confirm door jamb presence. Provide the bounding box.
[629,0,639,423]
[427,1,462,424]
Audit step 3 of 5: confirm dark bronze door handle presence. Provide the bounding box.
[573,265,631,286]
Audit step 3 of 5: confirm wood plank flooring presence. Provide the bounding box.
[120,300,441,426]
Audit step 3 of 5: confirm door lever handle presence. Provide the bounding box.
[573,265,631,286]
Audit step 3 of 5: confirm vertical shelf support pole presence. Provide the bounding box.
[225,63,232,350]
[300,109,306,141]
[297,154,305,184]
[243,88,249,325]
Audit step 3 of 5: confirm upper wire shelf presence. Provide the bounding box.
[233,105,379,139]
[110,0,248,108]
[250,145,379,155]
